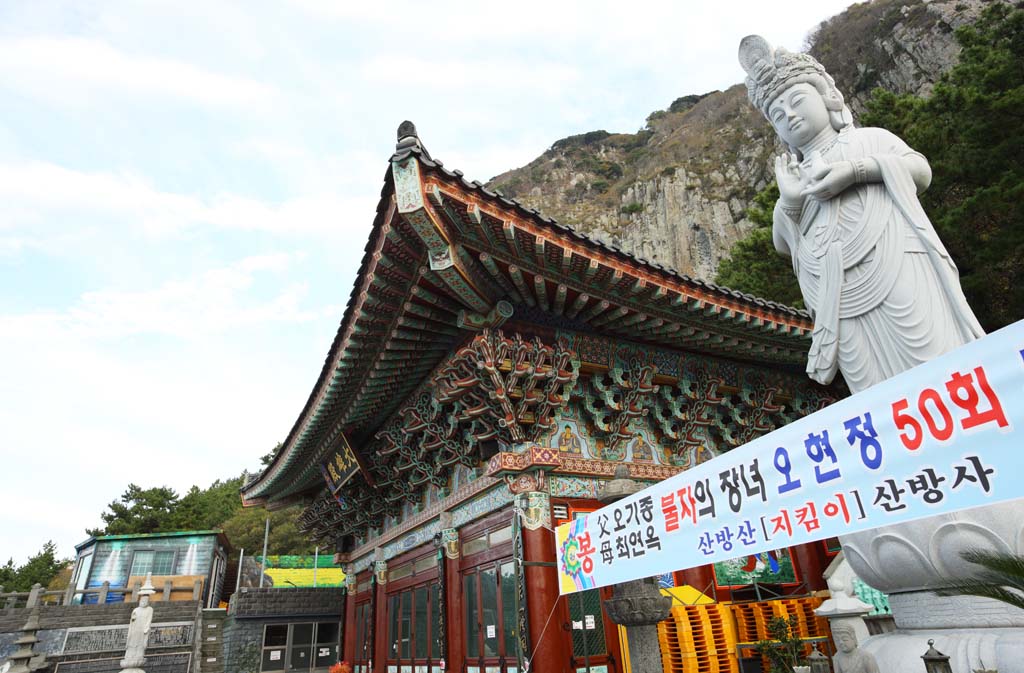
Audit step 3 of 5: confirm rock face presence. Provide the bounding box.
[487,0,985,282]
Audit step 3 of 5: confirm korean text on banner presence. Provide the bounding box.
[555,320,1024,595]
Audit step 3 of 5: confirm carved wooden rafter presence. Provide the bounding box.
[582,358,661,449]
[431,329,579,444]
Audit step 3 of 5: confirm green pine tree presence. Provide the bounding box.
[861,2,1024,330]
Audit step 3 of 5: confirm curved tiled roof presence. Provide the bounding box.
[241,128,813,508]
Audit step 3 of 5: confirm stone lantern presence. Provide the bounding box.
[921,640,953,673]
[598,465,672,673]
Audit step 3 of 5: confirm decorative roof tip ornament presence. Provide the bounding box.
[395,120,431,160]
[736,35,983,393]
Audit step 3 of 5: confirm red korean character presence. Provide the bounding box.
[794,502,820,533]
[946,367,1009,431]
[661,494,680,532]
[770,509,793,537]
[678,485,698,525]
[822,493,850,523]
[577,531,597,574]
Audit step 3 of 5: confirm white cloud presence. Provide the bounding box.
[0,36,277,107]
[0,160,377,238]
[1,253,336,341]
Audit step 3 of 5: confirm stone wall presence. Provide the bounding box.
[222,588,344,673]
[228,587,344,619]
[0,602,200,671]
[0,601,200,635]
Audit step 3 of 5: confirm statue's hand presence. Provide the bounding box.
[800,160,856,201]
[774,153,804,206]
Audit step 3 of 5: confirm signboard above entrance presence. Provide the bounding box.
[555,320,1024,594]
[319,433,368,494]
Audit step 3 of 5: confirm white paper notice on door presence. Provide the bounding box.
[269,651,281,661]
[585,615,596,630]
[486,624,496,638]
[572,620,583,630]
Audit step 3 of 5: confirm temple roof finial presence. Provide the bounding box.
[395,120,431,160]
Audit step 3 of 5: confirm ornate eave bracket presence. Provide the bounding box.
[392,154,491,313]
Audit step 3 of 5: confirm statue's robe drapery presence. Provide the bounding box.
[772,126,985,393]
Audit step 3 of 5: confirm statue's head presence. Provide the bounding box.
[738,36,852,152]
[832,623,858,653]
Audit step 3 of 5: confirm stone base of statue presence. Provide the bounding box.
[838,502,1024,673]
[861,629,1024,673]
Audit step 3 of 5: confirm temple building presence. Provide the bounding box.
[241,123,847,673]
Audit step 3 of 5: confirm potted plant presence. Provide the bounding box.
[754,615,807,673]
[329,661,352,673]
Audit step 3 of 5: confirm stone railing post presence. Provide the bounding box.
[63,583,76,606]
[6,604,44,673]
[98,581,110,604]
[193,580,202,600]
[163,581,173,602]
[130,581,141,603]
[26,584,42,608]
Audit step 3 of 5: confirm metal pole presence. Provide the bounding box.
[313,547,319,587]
[259,517,270,588]
[235,549,245,593]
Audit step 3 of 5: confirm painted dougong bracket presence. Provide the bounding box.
[392,154,491,313]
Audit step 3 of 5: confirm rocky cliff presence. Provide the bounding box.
[486,0,988,282]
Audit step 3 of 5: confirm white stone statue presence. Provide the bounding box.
[738,35,984,393]
[832,624,881,673]
[120,574,155,673]
[739,36,1024,673]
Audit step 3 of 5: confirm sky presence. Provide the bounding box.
[0,0,858,565]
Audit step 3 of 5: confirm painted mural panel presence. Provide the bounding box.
[712,548,798,587]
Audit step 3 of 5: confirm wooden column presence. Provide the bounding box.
[440,522,465,673]
[342,570,357,664]
[518,491,569,673]
[679,563,717,597]
[792,542,830,592]
[372,558,388,673]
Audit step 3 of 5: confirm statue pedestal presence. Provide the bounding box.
[839,501,1024,673]
[861,629,1024,673]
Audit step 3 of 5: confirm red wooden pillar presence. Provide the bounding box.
[372,559,388,673]
[792,542,830,592]
[441,523,464,673]
[518,492,570,673]
[678,563,717,597]
[342,572,357,664]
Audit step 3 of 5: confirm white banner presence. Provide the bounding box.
[555,320,1024,594]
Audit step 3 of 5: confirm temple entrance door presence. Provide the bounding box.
[352,598,372,673]
[557,503,622,673]
[384,548,443,673]
[566,588,617,673]
[461,558,520,673]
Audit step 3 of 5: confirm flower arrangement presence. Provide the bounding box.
[329,661,352,673]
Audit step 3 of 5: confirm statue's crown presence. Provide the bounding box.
[738,35,841,115]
